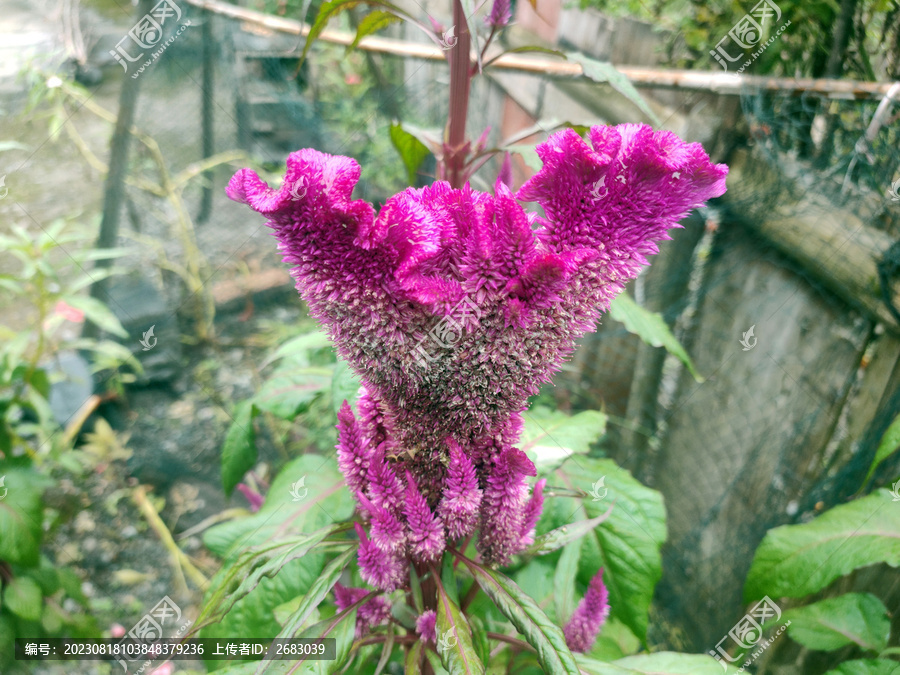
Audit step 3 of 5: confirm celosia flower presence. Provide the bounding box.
[227,124,727,577]
[487,0,512,27]
[334,583,393,638]
[404,471,445,562]
[564,568,610,653]
[416,609,437,644]
[355,523,406,591]
[437,440,482,540]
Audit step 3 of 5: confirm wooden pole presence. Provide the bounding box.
[183,0,899,100]
[197,9,215,225]
[85,0,153,339]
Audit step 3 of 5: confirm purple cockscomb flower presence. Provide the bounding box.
[416,609,437,644]
[476,446,536,565]
[227,124,727,575]
[404,471,446,562]
[355,523,406,591]
[334,583,393,638]
[487,0,512,27]
[564,568,611,652]
[437,440,482,540]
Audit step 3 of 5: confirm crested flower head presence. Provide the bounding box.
[487,0,512,27]
[334,583,392,638]
[228,124,727,573]
[564,568,611,653]
[416,609,437,644]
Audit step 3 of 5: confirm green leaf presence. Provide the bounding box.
[554,541,581,627]
[553,457,666,642]
[3,576,43,621]
[506,144,543,173]
[262,330,331,369]
[783,593,890,652]
[862,412,900,486]
[575,652,742,674]
[348,10,401,52]
[609,293,702,382]
[204,454,355,556]
[302,0,362,63]
[273,547,355,640]
[435,570,486,675]
[0,463,53,566]
[198,530,333,638]
[521,407,606,472]
[566,52,662,127]
[61,295,128,338]
[528,503,614,555]
[744,489,900,602]
[302,0,413,64]
[253,365,332,420]
[332,358,360,415]
[390,122,432,185]
[406,640,425,672]
[456,555,580,674]
[823,659,900,675]
[297,605,359,674]
[221,400,258,497]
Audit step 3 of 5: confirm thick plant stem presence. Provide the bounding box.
[445,0,471,188]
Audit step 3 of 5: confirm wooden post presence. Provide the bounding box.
[197,9,215,224]
[84,0,153,339]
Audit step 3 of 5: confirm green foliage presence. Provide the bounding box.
[218,327,360,493]
[573,0,898,80]
[824,660,900,675]
[545,456,666,642]
[783,593,890,653]
[390,122,432,185]
[521,406,607,472]
[0,220,138,457]
[862,412,900,487]
[740,483,900,672]
[744,488,900,602]
[435,574,485,674]
[609,293,702,382]
[575,651,742,673]
[456,555,581,674]
[566,53,661,126]
[0,461,98,669]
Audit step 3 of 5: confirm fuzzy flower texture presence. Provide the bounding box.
[227,125,726,595]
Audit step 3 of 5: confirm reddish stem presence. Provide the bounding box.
[445,0,472,188]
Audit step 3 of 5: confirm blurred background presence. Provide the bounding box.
[1,0,899,672]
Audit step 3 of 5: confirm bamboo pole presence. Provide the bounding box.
[184,0,898,100]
